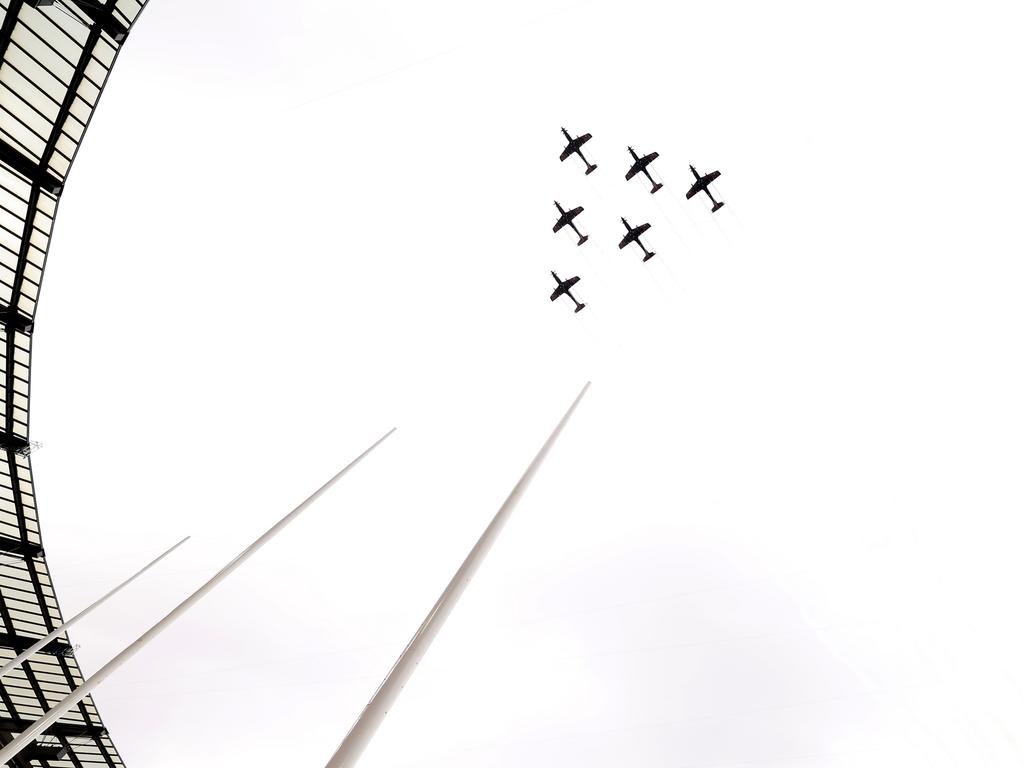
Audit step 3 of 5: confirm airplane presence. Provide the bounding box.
[686,164,725,212]
[559,128,597,175]
[552,201,588,246]
[550,271,586,313]
[618,217,655,261]
[625,146,663,193]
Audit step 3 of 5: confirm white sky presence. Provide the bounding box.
[21,0,1024,766]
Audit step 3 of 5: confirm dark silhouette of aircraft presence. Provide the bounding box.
[559,128,597,175]
[552,201,588,246]
[550,271,586,313]
[686,165,725,212]
[625,147,663,193]
[618,217,655,261]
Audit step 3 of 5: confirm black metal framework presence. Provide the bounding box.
[0,0,149,764]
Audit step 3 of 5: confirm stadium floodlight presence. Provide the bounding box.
[323,384,590,768]
[0,536,191,681]
[0,429,395,766]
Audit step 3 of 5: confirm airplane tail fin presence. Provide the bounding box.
[585,164,597,175]
[650,183,664,194]
[643,252,656,262]
[712,201,725,213]
[575,303,586,313]
[577,234,589,246]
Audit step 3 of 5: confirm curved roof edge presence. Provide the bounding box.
[0,1,153,765]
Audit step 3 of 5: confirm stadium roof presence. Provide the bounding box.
[0,0,150,764]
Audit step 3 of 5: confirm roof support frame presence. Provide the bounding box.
[26,0,128,43]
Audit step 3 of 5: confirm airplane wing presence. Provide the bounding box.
[554,207,583,232]
[643,151,659,164]
[625,163,640,181]
[618,234,631,249]
[688,170,721,198]
[637,222,651,236]
[559,134,592,161]
[549,276,578,301]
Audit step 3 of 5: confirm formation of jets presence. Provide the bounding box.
[549,127,726,313]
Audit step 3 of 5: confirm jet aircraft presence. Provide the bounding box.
[625,146,663,193]
[618,217,655,261]
[559,128,598,175]
[552,201,588,246]
[550,271,586,312]
[685,164,725,212]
